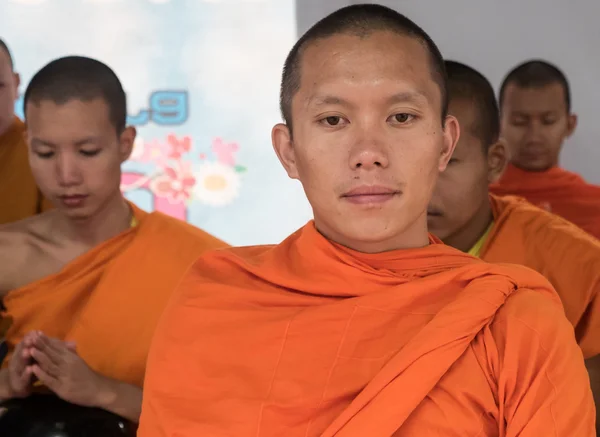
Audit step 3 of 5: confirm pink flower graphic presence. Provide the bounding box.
[168,134,192,159]
[139,139,170,166]
[212,137,239,167]
[150,161,196,204]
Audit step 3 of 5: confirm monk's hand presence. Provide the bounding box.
[6,331,38,398]
[29,334,106,407]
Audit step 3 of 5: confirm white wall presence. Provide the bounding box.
[297,0,600,183]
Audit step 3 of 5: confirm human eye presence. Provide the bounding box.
[388,113,416,125]
[79,149,101,157]
[318,115,348,128]
[35,151,54,159]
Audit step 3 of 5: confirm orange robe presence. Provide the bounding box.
[491,164,600,239]
[1,204,227,387]
[481,194,600,359]
[0,117,50,225]
[138,222,594,436]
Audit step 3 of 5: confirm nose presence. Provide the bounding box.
[55,152,82,187]
[348,127,390,170]
[524,120,544,142]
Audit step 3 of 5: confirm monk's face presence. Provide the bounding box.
[428,98,495,240]
[26,98,134,220]
[0,49,19,137]
[500,82,577,171]
[273,31,458,252]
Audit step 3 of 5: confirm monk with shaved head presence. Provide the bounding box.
[139,5,594,436]
[491,60,600,239]
[0,56,226,425]
[430,59,600,431]
[0,39,51,224]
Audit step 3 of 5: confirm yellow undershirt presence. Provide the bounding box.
[467,221,494,258]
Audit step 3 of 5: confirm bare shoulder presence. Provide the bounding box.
[0,212,55,295]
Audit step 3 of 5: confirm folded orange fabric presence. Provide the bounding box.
[139,222,594,436]
[480,194,600,358]
[0,117,49,225]
[2,204,227,387]
[491,164,600,239]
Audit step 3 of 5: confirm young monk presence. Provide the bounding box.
[490,60,600,239]
[428,60,600,426]
[138,5,595,436]
[0,39,50,225]
[0,56,227,423]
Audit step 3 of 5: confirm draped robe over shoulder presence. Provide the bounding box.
[491,164,600,239]
[1,204,228,387]
[138,222,594,436]
[479,194,600,358]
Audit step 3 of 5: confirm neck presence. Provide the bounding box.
[442,199,493,253]
[54,194,133,247]
[511,161,558,173]
[316,214,430,254]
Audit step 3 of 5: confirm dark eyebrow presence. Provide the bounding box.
[73,137,100,147]
[30,137,100,147]
[308,91,429,109]
[385,91,429,106]
[308,95,353,108]
[30,138,55,148]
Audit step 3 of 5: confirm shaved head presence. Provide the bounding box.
[0,38,18,136]
[445,60,499,151]
[499,60,576,171]
[24,56,127,133]
[280,3,447,132]
[499,60,570,112]
[0,39,13,70]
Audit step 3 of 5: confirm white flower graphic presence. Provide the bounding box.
[193,161,240,207]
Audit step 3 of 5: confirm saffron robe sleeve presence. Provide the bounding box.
[482,194,600,359]
[1,204,227,387]
[0,117,48,225]
[138,222,594,437]
[491,164,600,239]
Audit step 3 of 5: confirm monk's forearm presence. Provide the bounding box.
[96,377,142,423]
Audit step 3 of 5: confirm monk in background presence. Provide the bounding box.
[0,56,227,423]
[0,39,51,224]
[429,60,600,429]
[490,60,600,239]
[139,5,594,436]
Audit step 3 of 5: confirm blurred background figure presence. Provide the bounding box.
[0,39,51,225]
[490,60,600,239]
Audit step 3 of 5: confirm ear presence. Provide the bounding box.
[272,123,299,180]
[566,113,578,138]
[13,72,20,92]
[118,126,136,163]
[438,115,460,172]
[487,138,508,184]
